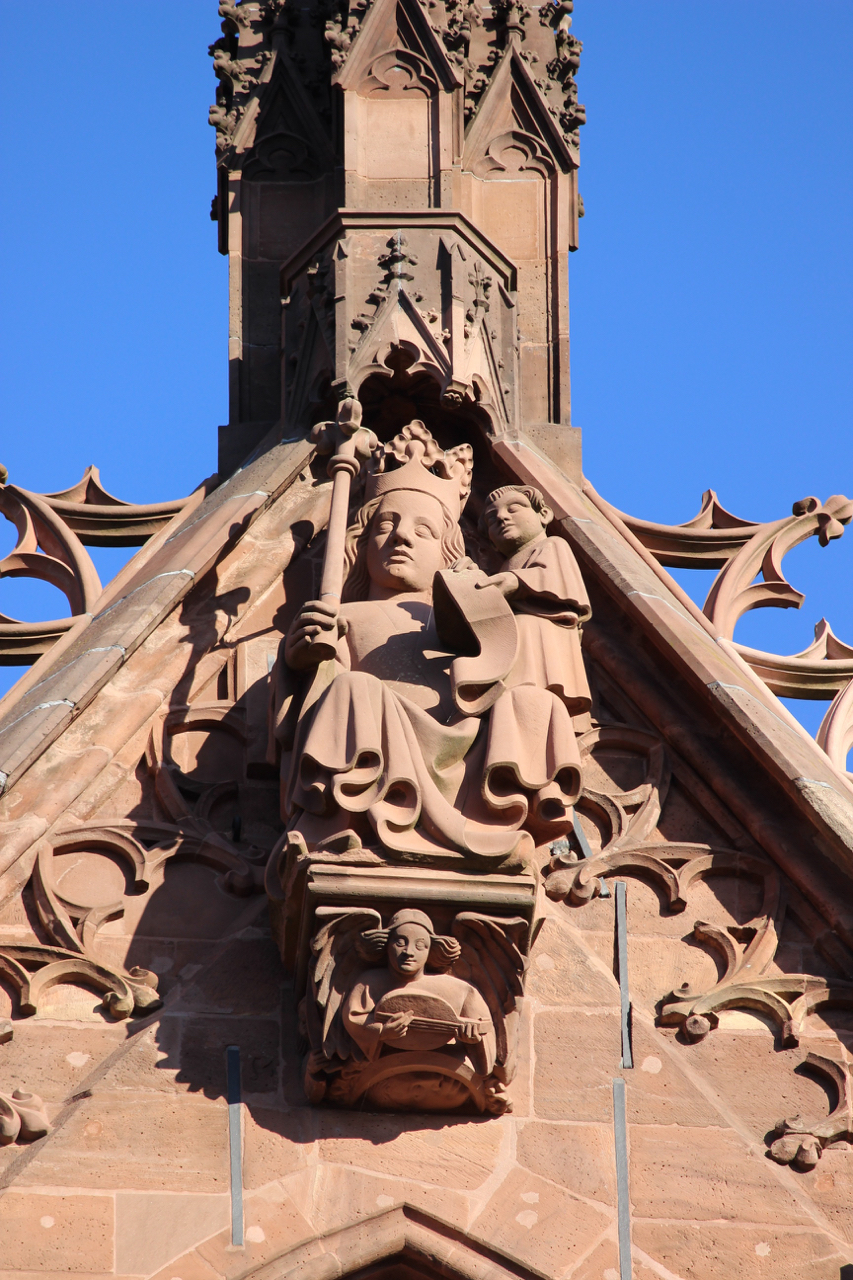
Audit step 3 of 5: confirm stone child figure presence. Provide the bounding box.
[477,483,591,717]
[274,423,591,866]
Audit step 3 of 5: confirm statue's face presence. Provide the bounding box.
[367,491,448,594]
[387,922,431,976]
[484,490,544,556]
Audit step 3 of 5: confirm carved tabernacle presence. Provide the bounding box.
[5,5,853,1274]
[271,412,591,877]
[263,410,591,1110]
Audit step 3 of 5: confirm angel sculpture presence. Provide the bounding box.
[302,906,527,1113]
[272,413,592,869]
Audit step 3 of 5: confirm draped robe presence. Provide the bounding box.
[279,534,591,868]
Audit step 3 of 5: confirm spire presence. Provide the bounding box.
[209,0,585,477]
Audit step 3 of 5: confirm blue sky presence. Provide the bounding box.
[1,2,851,736]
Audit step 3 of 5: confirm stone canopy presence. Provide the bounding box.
[1,3,853,1278]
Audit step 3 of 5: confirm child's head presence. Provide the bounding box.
[480,485,553,556]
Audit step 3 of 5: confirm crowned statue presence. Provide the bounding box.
[271,410,591,870]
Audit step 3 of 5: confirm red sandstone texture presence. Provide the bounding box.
[1,2,853,1277]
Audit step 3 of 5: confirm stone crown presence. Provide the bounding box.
[365,421,473,518]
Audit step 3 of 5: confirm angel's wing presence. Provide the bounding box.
[306,906,382,1061]
[452,913,527,1075]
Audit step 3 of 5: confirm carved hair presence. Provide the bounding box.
[478,484,553,536]
[356,921,461,972]
[341,497,466,603]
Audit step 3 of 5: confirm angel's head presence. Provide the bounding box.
[357,908,461,980]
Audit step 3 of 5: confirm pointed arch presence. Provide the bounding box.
[233,1204,547,1280]
[240,49,336,181]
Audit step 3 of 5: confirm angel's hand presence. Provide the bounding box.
[474,571,519,599]
[457,1021,485,1044]
[305,1049,327,1075]
[380,1010,413,1038]
[449,556,479,574]
[284,600,345,669]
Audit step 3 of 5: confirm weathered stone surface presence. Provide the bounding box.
[196,1182,315,1279]
[526,914,620,1007]
[173,938,283,1016]
[304,1163,471,1236]
[582,931,720,1014]
[242,1106,313,1192]
[797,1143,853,1243]
[628,1124,813,1225]
[131,866,250,942]
[470,1166,612,1277]
[626,1023,722,1127]
[175,1016,280,1098]
[683,1027,838,1141]
[569,1236,665,1280]
[0,1022,125,1100]
[516,1120,616,1206]
[534,1009,619,1121]
[317,1111,506,1190]
[102,1021,181,1093]
[115,1191,229,1276]
[631,1222,853,1279]
[0,1191,113,1272]
[13,1091,229,1192]
[147,1252,224,1280]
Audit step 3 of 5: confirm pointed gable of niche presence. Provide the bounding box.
[463,43,575,178]
[335,0,462,97]
[335,0,463,203]
[238,48,336,183]
[461,44,580,427]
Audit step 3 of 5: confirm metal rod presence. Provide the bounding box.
[615,880,632,1068]
[226,1045,244,1247]
[612,1077,632,1280]
[572,810,610,897]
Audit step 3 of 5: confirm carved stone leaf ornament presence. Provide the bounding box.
[768,1052,853,1171]
[0,1087,50,1146]
[553,816,853,1168]
[0,1024,50,1146]
[0,468,194,663]
[608,486,853,778]
[0,822,262,1020]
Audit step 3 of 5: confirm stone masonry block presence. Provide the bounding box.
[470,1165,612,1278]
[13,1091,229,1193]
[317,1110,506,1190]
[631,1222,853,1280]
[515,1120,616,1206]
[0,1191,114,1272]
[628,1124,813,1225]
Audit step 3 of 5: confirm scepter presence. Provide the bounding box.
[308,398,377,656]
